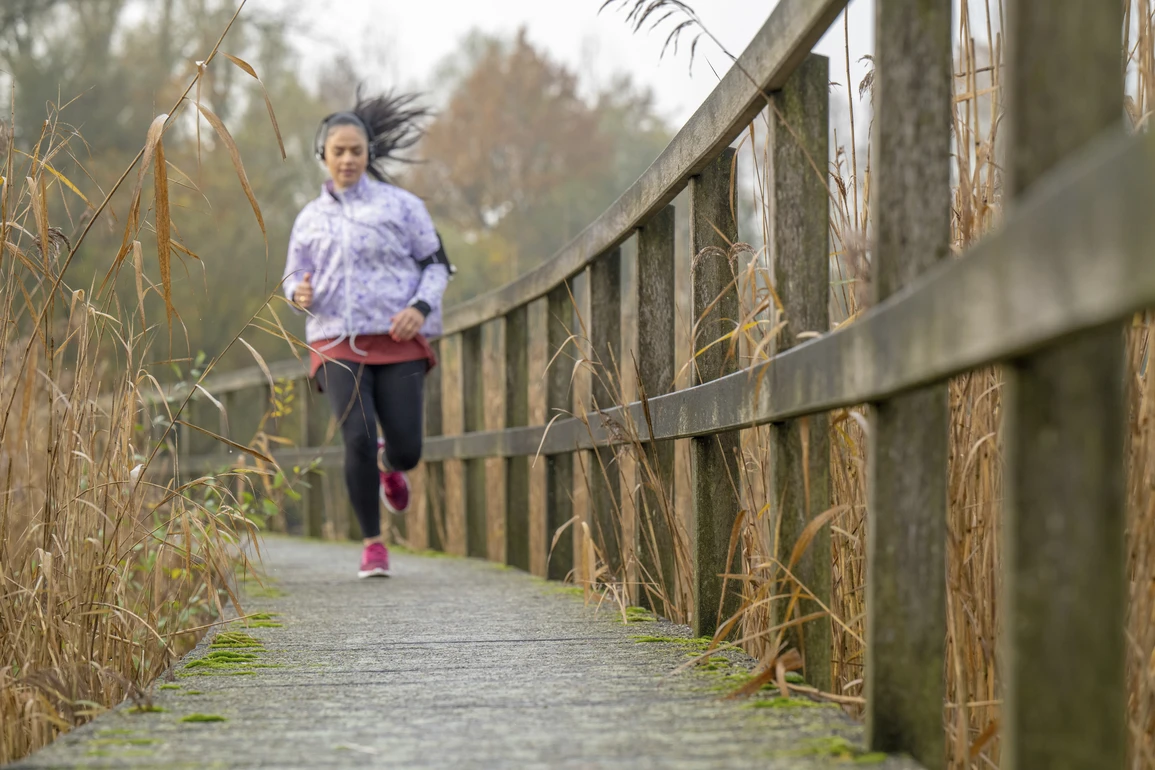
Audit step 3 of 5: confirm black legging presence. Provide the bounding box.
[317,359,425,539]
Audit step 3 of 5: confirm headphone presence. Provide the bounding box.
[314,112,376,162]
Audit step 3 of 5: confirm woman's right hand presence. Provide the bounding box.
[294,272,313,310]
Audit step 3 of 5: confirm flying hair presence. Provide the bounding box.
[315,86,432,183]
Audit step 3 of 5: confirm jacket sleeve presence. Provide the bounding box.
[282,213,313,314]
[406,197,450,314]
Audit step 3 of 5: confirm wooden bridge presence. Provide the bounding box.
[93,0,1150,767]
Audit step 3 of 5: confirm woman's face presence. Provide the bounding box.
[324,124,369,190]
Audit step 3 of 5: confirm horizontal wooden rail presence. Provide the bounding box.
[176,122,1154,472]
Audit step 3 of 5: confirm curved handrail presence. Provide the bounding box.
[440,0,847,335]
[179,126,1155,471]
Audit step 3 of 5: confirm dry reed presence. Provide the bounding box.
[579,2,1155,768]
[0,3,297,761]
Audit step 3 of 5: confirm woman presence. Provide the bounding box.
[282,91,451,578]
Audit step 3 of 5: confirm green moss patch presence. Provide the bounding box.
[246,584,286,599]
[211,632,263,649]
[614,606,657,624]
[158,684,182,691]
[630,634,714,653]
[547,585,587,598]
[180,713,228,723]
[234,612,284,628]
[179,669,257,678]
[127,705,166,714]
[775,736,887,763]
[748,696,827,709]
[181,690,204,695]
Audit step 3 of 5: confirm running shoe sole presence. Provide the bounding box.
[357,566,391,579]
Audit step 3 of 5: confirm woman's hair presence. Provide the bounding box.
[316,86,431,183]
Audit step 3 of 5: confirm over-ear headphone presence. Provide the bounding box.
[314,112,376,162]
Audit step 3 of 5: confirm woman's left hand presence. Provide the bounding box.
[390,307,425,341]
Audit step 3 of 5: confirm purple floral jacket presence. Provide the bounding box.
[282,175,450,345]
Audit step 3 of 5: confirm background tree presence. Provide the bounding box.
[1,10,674,369]
[408,29,673,303]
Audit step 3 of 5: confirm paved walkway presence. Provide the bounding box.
[13,537,922,769]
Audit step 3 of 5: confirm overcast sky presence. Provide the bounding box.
[263,0,877,126]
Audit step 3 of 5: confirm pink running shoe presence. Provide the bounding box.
[377,437,411,513]
[380,471,410,514]
[358,542,390,578]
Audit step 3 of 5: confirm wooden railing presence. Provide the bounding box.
[164,0,1152,765]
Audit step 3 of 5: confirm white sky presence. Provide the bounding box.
[263,0,877,125]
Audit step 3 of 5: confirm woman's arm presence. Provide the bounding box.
[282,214,314,311]
[406,199,451,316]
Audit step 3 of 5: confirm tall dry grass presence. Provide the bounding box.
[580,1,1155,767]
[0,3,295,762]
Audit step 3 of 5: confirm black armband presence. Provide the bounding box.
[416,232,456,276]
[411,300,432,318]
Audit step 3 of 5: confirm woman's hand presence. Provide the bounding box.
[390,307,425,341]
[293,273,313,310]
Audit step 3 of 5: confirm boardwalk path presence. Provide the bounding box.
[13,537,921,769]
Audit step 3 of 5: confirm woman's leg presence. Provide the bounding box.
[318,361,382,542]
[370,360,426,471]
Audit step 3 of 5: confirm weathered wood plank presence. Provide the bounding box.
[462,325,488,559]
[1002,2,1126,768]
[690,148,742,639]
[865,3,951,764]
[482,319,507,563]
[571,270,593,584]
[769,53,831,689]
[440,0,848,336]
[636,204,678,616]
[589,248,623,579]
[527,297,550,577]
[423,339,445,552]
[546,283,575,581]
[301,384,325,540]
[618,240,639,601]
[441,334,467,556]
[148,359,307,405]
[505,305,531,571]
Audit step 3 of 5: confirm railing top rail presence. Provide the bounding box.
[176,125,1155,470]
[416,126,1155,460]
[440,0,847,335]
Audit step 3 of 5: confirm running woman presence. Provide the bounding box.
[282,91,451,578]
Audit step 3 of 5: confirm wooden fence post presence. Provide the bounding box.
[690,148,741,638]
[441,334,467,556]
[1003,2,1126,767]
[589,248,623,579]
[865,4,951,764]
[424,338,445,552]
[462,325,487,558]
[482,318,507,563]
[300,381,325,540]
[546,283,575,581]
[527,298,550,577]
[768,53,831,686]
[506,305,531,571]
[636,205,677,616]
